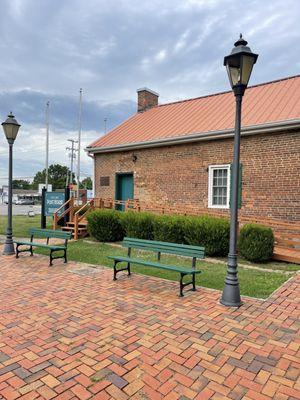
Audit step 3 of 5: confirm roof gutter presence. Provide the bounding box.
[86,119,300,154]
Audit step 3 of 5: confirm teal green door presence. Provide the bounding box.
[116,173,134,210]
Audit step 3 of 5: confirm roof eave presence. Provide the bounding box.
[86,119,300,154]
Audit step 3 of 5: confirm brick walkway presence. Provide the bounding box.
[0,254,299,400]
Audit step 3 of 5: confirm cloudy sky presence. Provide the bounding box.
[0,0,299,185]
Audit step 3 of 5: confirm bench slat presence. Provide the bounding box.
[108,256,202,274]
[29,228,72,239]
[122,237,204,258]
[123,237,204,251]
[14,240,66,250]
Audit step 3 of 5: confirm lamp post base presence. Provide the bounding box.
[3,240,15,255]
[220,283,243,307]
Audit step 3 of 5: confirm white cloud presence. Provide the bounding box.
[8,0,24,18]
[173,30,191,53]
[0,124,96,186]
[0,0,300,182]
[155,49,167,63]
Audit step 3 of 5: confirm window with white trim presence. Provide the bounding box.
[208,164,230,208]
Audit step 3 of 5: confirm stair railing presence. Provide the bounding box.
[53,197,74,230]
[74,199,95,240]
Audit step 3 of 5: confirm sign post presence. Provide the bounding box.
[64,187,70,226]
[41,187,47,229]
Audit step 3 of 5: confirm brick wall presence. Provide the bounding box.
[137,89,159,112]
[94,130,300,222]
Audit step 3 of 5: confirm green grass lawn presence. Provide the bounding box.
[1,215,297,298]
[38,240,292,299]
[0,215,52,238]
[216,255,300,272]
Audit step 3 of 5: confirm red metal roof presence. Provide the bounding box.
[88,75,300,150]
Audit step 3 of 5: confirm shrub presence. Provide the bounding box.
[86,208,232,257]
[120,211,154,240]
[238,223,274,262]
[185,215,230,256]
[87,209,124,242]
[153,215,186,243]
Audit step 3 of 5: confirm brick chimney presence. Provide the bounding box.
[137,88,159,112]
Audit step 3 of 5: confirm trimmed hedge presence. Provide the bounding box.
[86,209,124,242]
[238,223,274,263]
[120,211,154,240]
[185,215,230,256]
[86,210,232,258]
[153,215,186,244]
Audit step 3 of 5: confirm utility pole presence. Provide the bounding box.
[104,117,107,134]
[76,88,83,202]
[45,101,50,190]
[66,139,78,185]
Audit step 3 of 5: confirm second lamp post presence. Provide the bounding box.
[2,112,21,255]
[220,35,258,307]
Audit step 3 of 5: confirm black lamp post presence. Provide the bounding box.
[2,112,21,255]
[220,35,258,307]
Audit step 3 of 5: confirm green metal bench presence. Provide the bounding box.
[108,237,205,296]
[14,228,72,266]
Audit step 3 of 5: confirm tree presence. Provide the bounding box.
[80,177,93,190]
[32,164,74,191]
[12,180,31,189]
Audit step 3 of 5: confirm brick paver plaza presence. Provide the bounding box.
[0,253,299,399]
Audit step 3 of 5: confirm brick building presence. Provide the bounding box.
[86,76,300,223]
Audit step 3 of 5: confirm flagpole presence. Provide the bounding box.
[45,101,50,190]
[76,88,83,203]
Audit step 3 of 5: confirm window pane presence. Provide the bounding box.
[211,167,228,206]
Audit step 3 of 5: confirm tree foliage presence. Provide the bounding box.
[32,164,74,190]
[12,179,31,189]
[80,177,92,189]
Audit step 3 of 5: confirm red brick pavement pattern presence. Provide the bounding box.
[0,253,299,400]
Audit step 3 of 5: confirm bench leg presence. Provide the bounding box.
[192,273,196,291]
[180,273,185,297]
[113,261,131,281]
[49,250,53,267]
[16,245,33,259]
[180,273,197,296]
[113,261,117,280]
[64,249,67,263]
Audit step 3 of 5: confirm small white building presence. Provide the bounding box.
[0,187,40,204]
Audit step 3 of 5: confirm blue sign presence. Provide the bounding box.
[45,192,65,216]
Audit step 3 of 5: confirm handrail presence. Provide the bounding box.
[78,199,94,223]
[92,197,300,230]
[74,199,94,240]
[70,197,300,249]
[53,197,74,230]
[58,206,73,220]
[74,199,93,216]
[55,198,72,213]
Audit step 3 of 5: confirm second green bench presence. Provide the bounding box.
[14,228,72,266]
[108,237,205,296]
